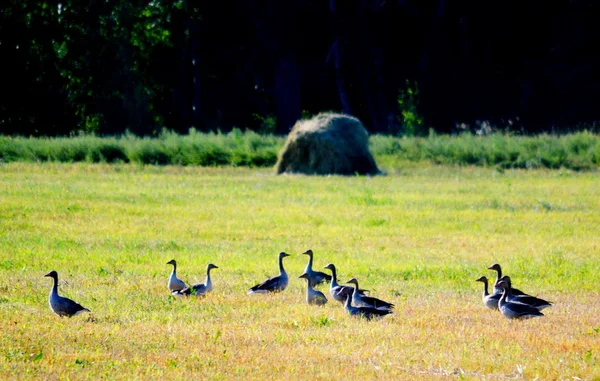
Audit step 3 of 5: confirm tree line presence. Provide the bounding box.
[2,1,600,137]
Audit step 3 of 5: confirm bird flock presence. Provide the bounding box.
[43,252,553,322]
[476,263,553,320]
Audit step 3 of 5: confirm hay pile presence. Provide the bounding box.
[275,112,380,176]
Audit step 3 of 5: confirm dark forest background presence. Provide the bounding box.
[2,0,600,137]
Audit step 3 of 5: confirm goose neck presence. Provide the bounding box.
[481,279,489,297]
[305,254,313,272]
[279,256,286,276]
[205,270,212,288]
[329,267,339,288]
[49,276,58,297]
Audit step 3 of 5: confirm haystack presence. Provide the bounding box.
[275,112,380,176]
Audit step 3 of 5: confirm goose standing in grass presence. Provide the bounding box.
[166,259,187,294]
[496,278,544,320]
[346,278,394,310]
[323,263,368,304]
[176,264,219,296]
[497,276,552,310]
[475,276,501,310]
[487,263,528,296]
[247,252,291,294]
[301,249,332,287]
[344,294,392,321]
[44,271,90,318]
[299,273,328,306]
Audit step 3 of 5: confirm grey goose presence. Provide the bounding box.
[497,276,552,310]
[475,276,501,310]
[247,252,291,294]
[176,264,219,296]
[323,263,368,304]
[496,278,544,320]
[298,273,328,306]
[166,259,187,294]
[346,278,394,311]
[488,263,528,296]
[44,271,90,318]
[344,294,392,321]
[301,249,332,287]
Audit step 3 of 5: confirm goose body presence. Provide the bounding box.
[488,263,528,296]
[323,263,368,304]
[301,250,332,287]
[475,276,500,310]
[299,273,328,306]
[497,276,552,310]
[346,278,394,310]
[247,252,290,294]
[496,279,544,320]
[344,294,392,321]
[44,271,90,318]
[177,264,218,296]
[166,259,187,293]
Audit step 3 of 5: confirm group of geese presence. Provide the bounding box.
[168,250,395,321]
[476,263,553,320]
[43,254,552,322]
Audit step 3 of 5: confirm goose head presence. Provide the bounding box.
[345,278,359,287]
[166,259,177,266]
[323,263,336,271]
[487,263,501,272]
[496,275,512,288]
[302,249,313,257]
[298,273,309,280]
[495,279,509,290]
[44,270,58,280]
[278,252,291,259]
[207,263,219,271]
[475,276,489,284]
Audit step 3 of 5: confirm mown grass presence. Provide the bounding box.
[1,129,600,171]
[0,163,599,380]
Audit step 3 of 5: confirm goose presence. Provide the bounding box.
[487,263,528,296]
[346,278,394,310]
[44,271,90,318]
[298,273,328,306]
[323,263,368,304]
[496,278,544,320]
[176,264,219,296]
[497,276,552,310]
[301,249,332,287]
[247,252,291,294]
[344,294,392,321]
[166,259,187,293]
[475,276,501,310]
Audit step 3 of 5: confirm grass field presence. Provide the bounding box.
[0,162,599,380]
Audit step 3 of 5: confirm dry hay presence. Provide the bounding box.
[275,112,381,176]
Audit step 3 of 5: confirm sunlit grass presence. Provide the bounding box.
[0,162,599,379]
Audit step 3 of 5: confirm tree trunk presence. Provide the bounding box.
[274,54,301,135]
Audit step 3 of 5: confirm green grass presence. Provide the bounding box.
[0,162,599,379]
[1,129,600,171]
